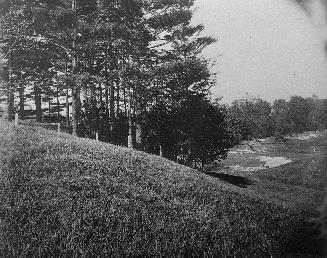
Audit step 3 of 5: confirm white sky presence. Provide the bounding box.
[192,0,327,104]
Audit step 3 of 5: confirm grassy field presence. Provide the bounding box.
[0,119,326,257]
[209,132,327,212]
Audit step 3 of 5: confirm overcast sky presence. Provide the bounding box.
[192,0,327,104]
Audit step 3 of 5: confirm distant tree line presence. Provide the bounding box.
[0,0,234,167]
[228,95,327,143]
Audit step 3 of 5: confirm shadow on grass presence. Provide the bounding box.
[205,172,253,188]
[284,221,327,257]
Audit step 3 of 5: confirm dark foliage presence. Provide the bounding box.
[228,95,327,143]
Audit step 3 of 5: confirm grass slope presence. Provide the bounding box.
[0,120,325,257]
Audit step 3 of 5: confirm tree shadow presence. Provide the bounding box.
[204,172,253,188]
[284,221,327,257]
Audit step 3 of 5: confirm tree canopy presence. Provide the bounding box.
[0,0,232,168]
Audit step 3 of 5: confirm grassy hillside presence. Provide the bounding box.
[0,119,325,257]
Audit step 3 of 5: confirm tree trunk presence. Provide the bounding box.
[123,84,127,116]
[71,0,80,136]
[65,84,70,126]
[91,84,98,136]
[128,116,133,148]
[135,83,143,150]
[34,85,42,122]
[19,85,24,119]
[64,62,70,126]
[135,119,142,149]
[7,61,14,121]
[7,90,14,122]
[105,82,109,116]
[48,98,51,117]
[127,83,134,148]
[109,78,115,137]
[99,82,102,103]
[71,87,81,137]
[57,86,60,118]
[116,77,120,117]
